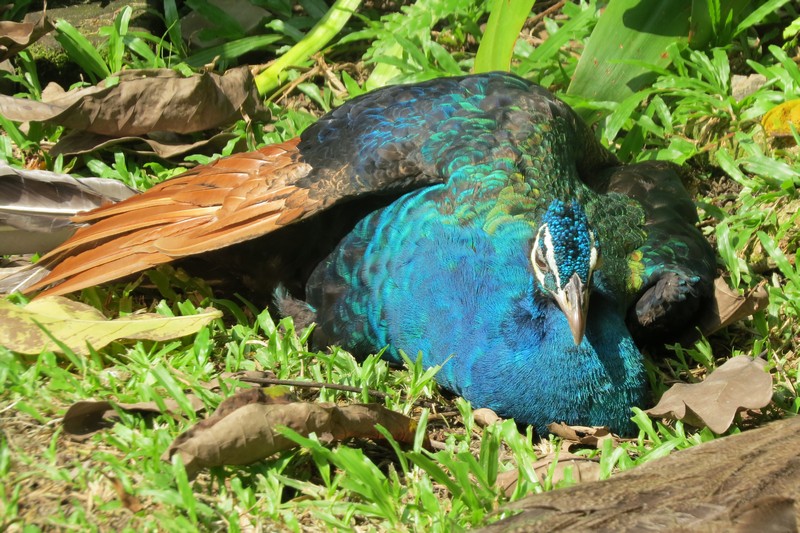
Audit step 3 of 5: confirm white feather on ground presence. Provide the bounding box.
[0,162,137,254]
[0,163,138,294]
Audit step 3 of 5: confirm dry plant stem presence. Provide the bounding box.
[238,375,391,399]
[271,65,321,105]
[236,376,448,412]
[316,55,349,96]
[529,0,567,27]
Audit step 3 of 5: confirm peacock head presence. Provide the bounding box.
[531,199,598,345]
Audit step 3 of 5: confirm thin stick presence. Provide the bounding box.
[238,376,391,400]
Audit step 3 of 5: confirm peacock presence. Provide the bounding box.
[5,72,716,435]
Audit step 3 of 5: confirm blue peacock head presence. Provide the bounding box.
[531,199,599,345]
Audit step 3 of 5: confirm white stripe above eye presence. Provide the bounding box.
[531,224,560,289]
[542,226,560,288]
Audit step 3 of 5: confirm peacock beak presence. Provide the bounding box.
[554,273,588,345]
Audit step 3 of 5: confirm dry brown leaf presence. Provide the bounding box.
[496,450,601,496]
[731,74,767,101]
[164,393,419,478]
[699,277,770,337]
[203,387,296,424]
[61,372,277,440]
[0,67,269,136]
[0,17,53,61]
[63,396,206,440]
[547,422,614,448]
[645,356,773,433]
[49,130,246,159]
[108,476,144,513]
[473,408,502,427]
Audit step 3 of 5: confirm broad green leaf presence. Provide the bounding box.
[163,0,185,56]
[758,231,800,288]
[568,0,692,117]
[185,0,248,40]
[569,0,789,119]
[0,296,222,355]
[688,0,749,48]
[733,0,793,40]
[429,41,463,75]
[474,0,535,73]
[104,6,132,74]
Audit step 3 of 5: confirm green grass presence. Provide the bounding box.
[1,1,799,530]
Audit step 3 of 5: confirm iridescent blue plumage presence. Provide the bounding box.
[306,180,645,433]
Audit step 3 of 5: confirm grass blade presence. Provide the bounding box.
[54,19,111,81]
[474,0,535,73]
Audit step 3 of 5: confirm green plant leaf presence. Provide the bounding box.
[163,0,185,57]
[474,0,535,73]
[254,0,362,95]
[567,0,692,118]
[184,33,283,68]
[53,18,111,81]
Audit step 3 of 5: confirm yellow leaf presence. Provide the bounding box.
[761,99,800,138]
[0,296,221,354]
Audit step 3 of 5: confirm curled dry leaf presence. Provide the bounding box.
[205,387,296,422]
[0,67,269,137]
[473,408,502,427]
[63,396,207,441]
[49,130,246,159]
[0,296,222,355]
[496,449,602,496]
[0,17,54,61]
[61,371,278,440]
[699,277,769,337]
[164,390,419,478]
[645,356,773,433]
[547,422,614,448]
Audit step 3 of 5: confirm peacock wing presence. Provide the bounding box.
[26,139,321,296]
[594,161,716,339]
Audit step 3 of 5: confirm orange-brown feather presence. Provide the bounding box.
[28,138,322,296]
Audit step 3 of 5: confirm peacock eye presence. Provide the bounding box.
[534,247,548,272]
